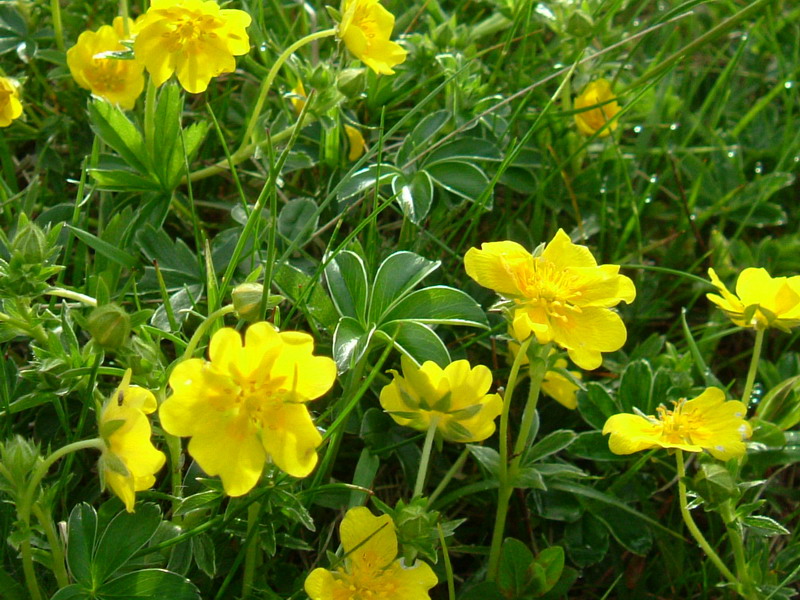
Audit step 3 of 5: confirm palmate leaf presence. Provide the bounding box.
[325,250,369,321]
[369,251,440,322]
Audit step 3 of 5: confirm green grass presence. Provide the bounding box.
[1,0,800,598]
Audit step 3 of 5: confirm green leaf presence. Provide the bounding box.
[191,534,216,579]
[278,198,319,246]
[424,137,502,166]
[524,430,577,464]
[392,171,434,224]
[528,546,564,595]
[379,320,450,367]
[568,431,624,461]
[50,585,90,600]
[427,160,492,205]
[66,225,138,269]
[618,359,654,414]
[332,317,374,373]
[152,83,183,189]
[97,569,201,599]
[693,461,738,507]
[337,164,401,203]
[382,285,488,328]
[66,503,97,587]
[742,515,790,537]
[325,250,369,322]
[87,101,150,175]
[273,262,338,331]
[467,444,500,478]
[0,566,27,600]
[89,168,163,192]
[369,251,440,322]
[564,513,609,567]
[396,110,450,166]
[577,383,619,430]
[93,504,161,583]
[587,500,653,555]
[137,224,202,289]
[348,448,380,508]
[498,538,534,598]
[513,466,546,490]
[458,581,505,600]
[756,374,800,430]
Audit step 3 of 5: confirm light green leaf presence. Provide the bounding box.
[325,250,369,322]
[369,251,440,322]
[381,285,488,328]
[378,320,450,367]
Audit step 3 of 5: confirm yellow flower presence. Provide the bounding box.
[464,229,636,370]
[379,356,503,443]
[67,18,145,110]
[0,76,22,127]
[290,80,307,114]
[134,0,252,94]
[305,507,437,600]
[707,267,800,331]
[338,0,407,75]
[98,370,166,512]
[345,124,366,160]
[160,322,336,496]
[602,387,752,461]
[574,78,620,137]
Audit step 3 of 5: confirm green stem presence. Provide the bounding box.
[119,0,130,36]
[438,524,456,600]
[486,336,533,581]
[181,305,235,360]
[241,501,261,599]
[413,417,439,499]
[675,450,738,586]
[50,0,65,52]
[427,447,469,507]
[45,287,98,307]
[237,28,337,155]
[720,501,753,598]
[511,344,550,463]
[0,312,49,345]
[31,504,69,588]
[18,439,105,600]
[741,328,765,406]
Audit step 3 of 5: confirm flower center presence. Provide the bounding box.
[86,59,128,92]
[656,401,696,444]
[517,258,580,322]
[332,566,399,600]
[159,10,221,52]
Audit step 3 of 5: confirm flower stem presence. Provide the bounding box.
[237,28,337,156]
[45,287,98,307]
[674,450,738,586]
[511,344,550,462]
[50,0,65,52]
[486,336,532,581]
[427,447,469,507]
[720,501,759,600]
[18,439,106,600]
[181,305,235,360]
[31,503,69,588]
[413,417,439,499]
[241,501,261,599]
[741,328,765,406]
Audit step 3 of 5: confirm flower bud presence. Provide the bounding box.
[232,283,284,323]
[11,217,49,264]
[87,303,131,350]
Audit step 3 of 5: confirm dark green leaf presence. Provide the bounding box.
[498,538,534,598]
[564,513,609,567]
[427,160,491,204]
[50,586,90,600]
[337,164,400,203]
[392,171,434,224]
[467,444,500,478]
[87,101,150,175]
[67,225,138,269]
[93,504,161,583]
[577,383,619,430]
[369,251,440,322]
[381,285,488,328]
[524,430,577,464]
[742,515,790,537]
[273,263,338,331]
[378,320,450,367]
[618,359,654,414]
[332,317,374,373]
[97,569,201,599]
[325,250,369,321]
[66,503,97,588]
[278,198,319,246]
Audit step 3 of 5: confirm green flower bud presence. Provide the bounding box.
[232,283,284,323]
[87,303,131,350]
[337,68,365,98]
[11,217,49,264]
[566,10,594,38]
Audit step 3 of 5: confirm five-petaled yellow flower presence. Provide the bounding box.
[305,506,437,600]
[465,229,635,370]
[98,370,166,512]
[160,322,336,496]
[0,76,23,127]
[707,267,800,331]
[574,78,620,137]
[134,0,252,94]
[379,356,503,443]
[338,0,407,75]
[603,387,752,461]
[67,17,145,110]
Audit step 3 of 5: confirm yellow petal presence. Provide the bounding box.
[464,241,533,296]
[187,411,266,496]
[382,559,438,598]
[340,507,397,572]
[258,402,321,478]
[272,331,337,400]
[541,370,580,410]
[304,568,336,600]
[540,229,597,270]
[345,124,366,161]
[103,467,136,512]
[550,306,627,370]
[603,414,664,454]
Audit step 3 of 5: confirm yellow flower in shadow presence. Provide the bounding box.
[707,267,800,331]
[603,387,752,461]
[305,507,437,600]
[0,77,22,127]
[290,80,307,114]
[160,322,336,496]
[338,0,407,75]
[345,124,366,160]
[67,18,145,110]
[134,0,251,94]
[380,356,503,443]
[465,229,635,370]
[574,78,620,137]
[98,370,166,512]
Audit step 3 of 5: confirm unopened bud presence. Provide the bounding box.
[11,218,49,264]
[87,303,131,350]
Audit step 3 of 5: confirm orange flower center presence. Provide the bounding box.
[158,9,222,52]
[515,258,581,322]
[655,401,698,445]
[331,566,399,600]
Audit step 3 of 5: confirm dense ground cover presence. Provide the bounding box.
[1,0,800,598]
